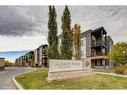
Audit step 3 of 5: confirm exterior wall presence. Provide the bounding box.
[15,58,22,66]
[81,37,86,58]
[42,45,48,67]
[34,44,48,67]
[19,58,22,66]
[80,30,91,59]
[39,45,43,66]
[28,59,34,67]
[25,53,29,66]
[34,48,41,66]
[22,56,24,66]
[17,58,21,66]
[23,56,26,66]
[106,36,114,68]
[86,32,91,57]
[34,49,38,66]
[27,51,34,67]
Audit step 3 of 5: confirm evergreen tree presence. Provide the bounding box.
[47,6,59,59]
[60,6,73,59]
[73,23,81,60]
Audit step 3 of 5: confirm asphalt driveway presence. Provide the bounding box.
[0,67,33,89]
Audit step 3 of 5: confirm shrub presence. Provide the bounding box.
[114,65,127,74]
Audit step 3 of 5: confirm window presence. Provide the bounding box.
[109,42,112,51]
[102,48,105,54]
[102,60,105,66]
[81,50,86,56]
[81,39,84,46]
[102,36,105,42]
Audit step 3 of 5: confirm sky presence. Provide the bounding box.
[0,51,29,62]
[0,6,127,62]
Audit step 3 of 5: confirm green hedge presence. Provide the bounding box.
[114,65,127,74]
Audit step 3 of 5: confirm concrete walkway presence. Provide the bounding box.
[95,72,127,78]
[0,67,33,89]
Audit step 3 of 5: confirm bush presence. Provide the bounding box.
[114,65,127,74]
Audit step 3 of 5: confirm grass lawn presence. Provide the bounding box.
[94,68,114,73]
[15,68,127,89]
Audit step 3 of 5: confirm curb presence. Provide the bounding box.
[13,76,23,90]
[12,68,37,90]
[94,72,127,78]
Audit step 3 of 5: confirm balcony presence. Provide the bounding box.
[91,53,106,57]
[91,40,105,46]
[90,53,107,60]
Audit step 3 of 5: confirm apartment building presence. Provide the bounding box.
[15,51,34,67]
[34,44,48,67]
[15,44,48,67]
[58,27,114,69]
[25,51,34,67]
[34,47,40,66]
[81,27,114,69]
[15,58,20,66]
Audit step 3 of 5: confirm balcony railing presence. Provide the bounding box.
[91,41,105,47]
[91,53,106,57]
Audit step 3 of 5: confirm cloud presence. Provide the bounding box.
[0,34,47,52]
[0,6,127,41]
[67,6,127,42]
[0,6,48,36]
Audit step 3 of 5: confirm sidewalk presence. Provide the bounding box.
[94,72,127,78]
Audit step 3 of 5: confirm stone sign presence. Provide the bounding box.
[49,58,91,72]
[49,60,83,72]
[82,58,91,69]
[47,58,93,82]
